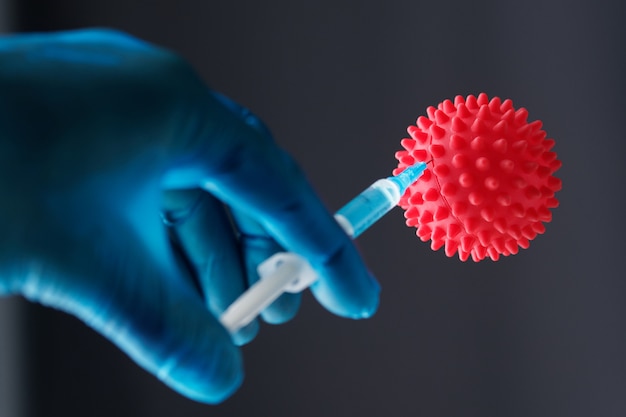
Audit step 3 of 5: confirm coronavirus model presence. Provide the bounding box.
[394,93,562,261]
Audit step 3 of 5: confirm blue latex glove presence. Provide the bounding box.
[0,29,380,403]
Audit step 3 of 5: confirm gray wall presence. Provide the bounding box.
[0,298,22,417]
[6,0,626,416]
[0,5,22,417]
[0,0,12,31]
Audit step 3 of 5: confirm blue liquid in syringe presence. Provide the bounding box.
[334,162,426,238]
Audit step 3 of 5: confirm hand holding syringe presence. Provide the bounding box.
[219,162,427,333]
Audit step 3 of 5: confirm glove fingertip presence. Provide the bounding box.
[309,246,381,319]
[261,293,301,324]
[230,320,259,346]
[162,336,244,404]
[313,282,380,319]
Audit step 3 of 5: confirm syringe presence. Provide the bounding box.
[219,162,427,334]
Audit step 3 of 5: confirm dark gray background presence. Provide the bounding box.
[1,0,625,416]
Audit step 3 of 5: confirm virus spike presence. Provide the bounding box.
[452,117,468,132]
[400,138,417,150]
[456,103,471,118]
[443,99,456,114]
[435,109,450,124]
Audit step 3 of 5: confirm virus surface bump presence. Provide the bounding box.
[394,93,562,262]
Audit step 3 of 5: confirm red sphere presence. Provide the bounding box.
[394,93,562,261]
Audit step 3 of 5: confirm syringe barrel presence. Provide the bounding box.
[334,178,401,238]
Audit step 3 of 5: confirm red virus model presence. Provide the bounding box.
[394,93,562,261]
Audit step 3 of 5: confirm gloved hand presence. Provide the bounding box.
[0,29,380,403]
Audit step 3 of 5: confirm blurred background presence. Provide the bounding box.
[1,0,625,416]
